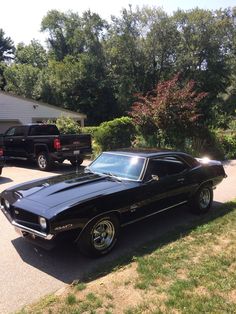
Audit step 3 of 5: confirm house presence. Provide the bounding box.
[0,91,86,133]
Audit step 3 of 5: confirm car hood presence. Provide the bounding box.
[8,171,127,209]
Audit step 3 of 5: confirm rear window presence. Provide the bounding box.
[29,125,59,136]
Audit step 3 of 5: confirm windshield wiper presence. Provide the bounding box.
[84,167,94,174]
[101,172,122,182]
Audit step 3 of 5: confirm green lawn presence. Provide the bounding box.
[17,201,236,314]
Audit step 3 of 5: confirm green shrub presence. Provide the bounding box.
[48,116,81,134]
[94,117,136,151]
[216,131,236,159]
[82,126,99,138]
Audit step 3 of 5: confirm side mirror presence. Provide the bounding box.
[151,175,159,181]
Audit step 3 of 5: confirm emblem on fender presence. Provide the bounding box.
[54,224,73,231]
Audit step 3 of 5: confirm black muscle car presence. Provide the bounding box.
[0,149,226,257]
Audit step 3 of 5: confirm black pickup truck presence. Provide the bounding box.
[0,124,92,171]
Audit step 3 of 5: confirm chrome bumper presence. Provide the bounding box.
[12,221,54,240]
[1,205,54,240]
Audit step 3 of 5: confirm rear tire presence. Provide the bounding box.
[36,152,53,171]
[190,184,213,214]
[78,214,120,257]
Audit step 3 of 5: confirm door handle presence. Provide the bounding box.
[177,178,185,183]
[10,139,13,142]
[22,139,26,142]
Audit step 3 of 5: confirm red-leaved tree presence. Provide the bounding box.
[130,74,208,147]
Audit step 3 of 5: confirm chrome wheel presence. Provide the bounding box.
[199,188,211,209]
[92,220,115,251]
[38,154,47,169]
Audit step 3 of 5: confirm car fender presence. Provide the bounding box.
[74,210,121,244]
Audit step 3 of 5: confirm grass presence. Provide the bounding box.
[17,201,236,314]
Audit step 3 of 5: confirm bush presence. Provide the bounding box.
[49,116,81,134]
[82,126,99,138]
[183,128,236,160]
[94,117,136,151]
[215,131,236,159]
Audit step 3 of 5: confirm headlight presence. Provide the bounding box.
[39,217,47,230]
[4,199,10,210]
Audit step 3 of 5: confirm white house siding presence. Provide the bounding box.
[0,92,86,133]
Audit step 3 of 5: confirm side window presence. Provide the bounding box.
[144,160,169,180]
[144,156,189,180]
[159,156,189,175]
[14,127,25,136]
[5,127,16,136]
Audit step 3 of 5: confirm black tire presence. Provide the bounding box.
[190,184,213,214]
[36,152,53,171]
[78,214,120,257]
[70,157,83,167]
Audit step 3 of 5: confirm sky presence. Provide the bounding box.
[1,0,235,46]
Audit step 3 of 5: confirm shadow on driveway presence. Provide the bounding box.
[11,200,234,284]
[5,158,84,174]
[0,176,13,185]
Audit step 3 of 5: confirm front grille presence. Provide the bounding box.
[10,206,42,232]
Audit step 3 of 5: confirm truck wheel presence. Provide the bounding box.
[78,215,120,257]
[36,152,53,171]
[70,157,83,167]
[190,184,213,214]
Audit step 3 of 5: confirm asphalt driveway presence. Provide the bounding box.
[0,159,235,314]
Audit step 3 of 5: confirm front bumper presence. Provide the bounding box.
[0,205,54,241]
[12,220,54,240]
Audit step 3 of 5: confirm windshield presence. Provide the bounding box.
[88,152,145,181]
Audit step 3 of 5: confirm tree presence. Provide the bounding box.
[0,29,14,62]
[130,74,207,148]
[15,40,48,68]
[39,56,117,124]
[105,6,146,113]
[140,7,180,89]
[4,64,41,99]
[172,8,234,123]
[41,10,107,60]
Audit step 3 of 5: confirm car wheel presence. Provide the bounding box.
[78,215,120,257]
[36,152,53,171]
[190,184,213,214]
[70,157,83,167]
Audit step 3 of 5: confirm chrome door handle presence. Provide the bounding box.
[177,178,185,183]
[22,139,26,142]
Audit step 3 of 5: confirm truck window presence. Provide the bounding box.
[5,127,16,136]
[29,125,60,136]
[14,126,26,136]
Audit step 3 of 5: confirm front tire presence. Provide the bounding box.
[78,215,120,257]
[190,184,213,214]
[36,152,53,171]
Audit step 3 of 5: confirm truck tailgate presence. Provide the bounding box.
[59,134,91,152]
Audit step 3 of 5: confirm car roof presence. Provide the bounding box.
[106,148,190,158]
